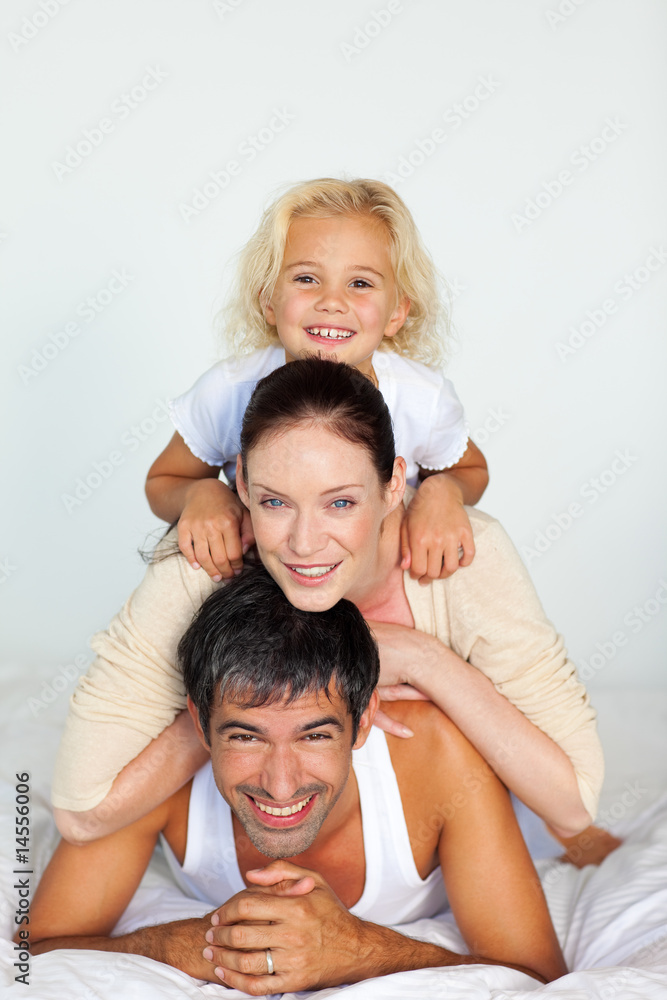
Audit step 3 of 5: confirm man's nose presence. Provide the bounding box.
[260,748,304,804]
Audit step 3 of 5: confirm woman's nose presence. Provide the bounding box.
[288,512,325,556]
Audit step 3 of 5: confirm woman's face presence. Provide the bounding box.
[237,422,405,612]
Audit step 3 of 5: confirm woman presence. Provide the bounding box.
[53,358,603,847]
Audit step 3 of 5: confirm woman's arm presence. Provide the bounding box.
[52,533,220,840]
[54,710,209,844]
[372,621,590,837]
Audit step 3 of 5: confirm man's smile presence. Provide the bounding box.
[246,792,319,828]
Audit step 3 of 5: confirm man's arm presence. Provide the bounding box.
[425,707,568,983]
[201,861,552,995]
[18,788,219,982]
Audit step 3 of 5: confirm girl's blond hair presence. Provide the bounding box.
[220,177,451,369]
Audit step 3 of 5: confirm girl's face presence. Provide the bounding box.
[263,215,410,377]
[236,421,405,612]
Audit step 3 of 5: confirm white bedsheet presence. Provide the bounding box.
[2,668,666,998]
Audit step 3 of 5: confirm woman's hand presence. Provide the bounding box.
[367,620,447,690]
[368,621,452,739]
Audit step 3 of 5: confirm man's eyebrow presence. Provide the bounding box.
[215,716,345,736]
[215,720,264,736]
[298,716,345,733]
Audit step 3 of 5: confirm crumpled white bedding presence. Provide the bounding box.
[1,670,666,999]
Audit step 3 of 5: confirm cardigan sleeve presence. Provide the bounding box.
[405,508,604,822]
[51,534,220,812]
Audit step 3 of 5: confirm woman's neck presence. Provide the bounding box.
[346,508,414,627]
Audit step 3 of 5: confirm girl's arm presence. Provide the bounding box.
[402,439,489,581]
[146,432,254,580]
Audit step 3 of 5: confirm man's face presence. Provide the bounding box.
[201,685,371,859]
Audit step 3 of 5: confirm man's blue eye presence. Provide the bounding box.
[265,499,284,507]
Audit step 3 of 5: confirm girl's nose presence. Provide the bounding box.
[314,281,347,314]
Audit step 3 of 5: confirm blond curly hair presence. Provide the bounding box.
[219,177,451,369]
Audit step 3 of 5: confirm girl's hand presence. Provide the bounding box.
[400,474,475,583]
[178,480,255,581]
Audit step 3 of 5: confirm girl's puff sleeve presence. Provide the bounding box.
[51,535,220,812]
[412,373,470,472]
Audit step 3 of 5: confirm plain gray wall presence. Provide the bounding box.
[1,0,665,705]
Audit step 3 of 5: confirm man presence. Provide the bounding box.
[25,569,566,993]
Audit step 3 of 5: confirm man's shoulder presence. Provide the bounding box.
[385,702,484,787]
[161,779,193,865]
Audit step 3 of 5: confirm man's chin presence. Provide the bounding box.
[246,827,318,860]
[243,817,322,860]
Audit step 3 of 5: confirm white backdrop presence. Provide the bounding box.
[1,0,665,704]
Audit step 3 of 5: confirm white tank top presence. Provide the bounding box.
[161,727,448,924]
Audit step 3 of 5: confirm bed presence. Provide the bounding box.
[2,664,666,998]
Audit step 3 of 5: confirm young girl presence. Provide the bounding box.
[145,178,488,585]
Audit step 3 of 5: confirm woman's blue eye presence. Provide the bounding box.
[265,499,284,507]
[332,499,351,508]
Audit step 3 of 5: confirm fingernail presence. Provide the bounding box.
[246,867,262,873]
[205,929,214,943]
[215,968,225,981]
[203,947,213,961]
[211,912,220,925]
[212,574,222,582]
[233,569,242,576]
[191,562,200,570]
[242,543,249,554]
[401,727,414,738]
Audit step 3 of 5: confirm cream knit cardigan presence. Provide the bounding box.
[52,506,603,820]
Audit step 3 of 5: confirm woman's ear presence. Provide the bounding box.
[385,456,406,513]
[187,696,211,751]
[235,455,249,506]
[352,689,380,750]
[383,295,411,339]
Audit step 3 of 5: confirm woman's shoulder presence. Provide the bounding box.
[142,528,223,611]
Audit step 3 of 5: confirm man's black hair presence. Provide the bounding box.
[179,567,379,742]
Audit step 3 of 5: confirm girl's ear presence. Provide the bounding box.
[383,295,411,339]
[260,290,276,326]
[235,455,249,506]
